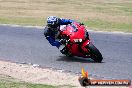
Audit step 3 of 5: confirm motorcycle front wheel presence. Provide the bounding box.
[87,43,103,63]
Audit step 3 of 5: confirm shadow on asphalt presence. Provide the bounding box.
[56,56,104,63]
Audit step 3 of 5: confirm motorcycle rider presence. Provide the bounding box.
[44,16,86,56]
[44,16,74,56]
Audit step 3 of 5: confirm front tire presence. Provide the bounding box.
[87,43,103,63]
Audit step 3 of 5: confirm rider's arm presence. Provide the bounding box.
[44,27,61,48]
[46,36,61,48]
[59,18,74,25]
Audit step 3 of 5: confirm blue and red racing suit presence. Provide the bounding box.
[44,18,74,48]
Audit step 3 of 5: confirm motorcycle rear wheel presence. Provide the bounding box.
[87,43,103,63]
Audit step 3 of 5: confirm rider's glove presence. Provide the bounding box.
[59,39,67,45]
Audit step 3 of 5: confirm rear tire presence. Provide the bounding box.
[87,43,103,63]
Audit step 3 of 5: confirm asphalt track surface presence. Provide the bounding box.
[0,25,132,80]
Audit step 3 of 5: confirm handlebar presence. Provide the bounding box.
[59,38,70,45]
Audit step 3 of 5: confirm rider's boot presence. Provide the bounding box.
[60,47,72,57]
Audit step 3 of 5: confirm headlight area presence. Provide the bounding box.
[73,39,83,42]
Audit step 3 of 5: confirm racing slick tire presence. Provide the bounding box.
[87,43,103,63]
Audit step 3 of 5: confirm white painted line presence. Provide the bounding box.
[0,24,44,29]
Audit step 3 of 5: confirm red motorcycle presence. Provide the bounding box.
[59,22,103,63]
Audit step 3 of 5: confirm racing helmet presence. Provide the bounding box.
[47,16,59,28]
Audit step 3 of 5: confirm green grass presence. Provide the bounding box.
[0,75,75,88]
[0,81,75,88]
[0,76,55,88]
[83,19,132,32]
[0,81,55,88]
[0,17,44,26]
[0,0,132,33]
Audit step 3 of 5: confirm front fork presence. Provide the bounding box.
[80,39,91,55]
